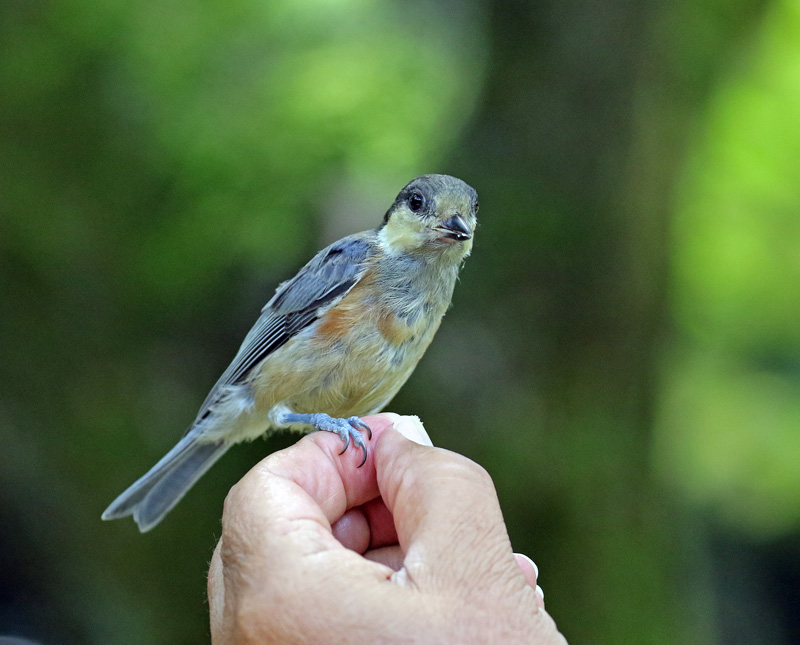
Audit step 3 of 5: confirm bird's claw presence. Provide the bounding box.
[347,416,373,441]
[337,428,351,455]
[310,414,371,467]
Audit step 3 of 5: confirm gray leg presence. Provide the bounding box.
[278,412,372,467]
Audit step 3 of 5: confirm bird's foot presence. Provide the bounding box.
[283,412,372,467]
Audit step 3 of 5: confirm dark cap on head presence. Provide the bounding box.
[384,174,478,223]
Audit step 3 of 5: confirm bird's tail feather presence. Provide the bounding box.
[102,431,230,532]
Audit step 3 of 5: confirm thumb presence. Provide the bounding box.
[374,424,521,596]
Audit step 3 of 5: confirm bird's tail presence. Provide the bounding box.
[102,430,230,532]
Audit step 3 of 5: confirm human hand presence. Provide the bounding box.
[208,414,567,644]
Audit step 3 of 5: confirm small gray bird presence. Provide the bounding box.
[103,174,478,531]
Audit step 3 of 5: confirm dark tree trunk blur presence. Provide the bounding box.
[434,0,769,640]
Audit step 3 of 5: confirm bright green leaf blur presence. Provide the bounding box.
[658,0,800,540]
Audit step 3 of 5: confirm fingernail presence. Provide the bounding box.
[535,585,544,601]
[384,413,433,446]
[516,552,539,580]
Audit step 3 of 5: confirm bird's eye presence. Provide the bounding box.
[474,201,480,214]
[408,192,425,212]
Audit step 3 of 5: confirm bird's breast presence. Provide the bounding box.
[254,262,454,419]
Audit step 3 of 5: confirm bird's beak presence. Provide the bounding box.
[435,214,472,242]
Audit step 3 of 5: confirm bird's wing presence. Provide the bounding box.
[192,232,376,423]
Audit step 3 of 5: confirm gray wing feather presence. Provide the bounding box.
[193,232,376,422]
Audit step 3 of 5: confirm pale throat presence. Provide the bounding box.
[377,218,472,264]
[377,218,423,256]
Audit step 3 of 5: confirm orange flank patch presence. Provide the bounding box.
[314,269,374,341]
[313,268,415,347]
[315,269,377,342]
[378,310,413,346]
[316,302,358,340]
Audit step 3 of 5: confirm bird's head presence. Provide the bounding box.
[379,174,478,262]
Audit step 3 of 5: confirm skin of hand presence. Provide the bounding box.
[208,414,567,644]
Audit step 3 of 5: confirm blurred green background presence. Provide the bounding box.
[2,0,799,642]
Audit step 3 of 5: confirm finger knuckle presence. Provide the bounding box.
[221,483,242,525]
[428,451,493,487]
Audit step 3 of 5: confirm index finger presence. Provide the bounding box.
[220,414,395,560]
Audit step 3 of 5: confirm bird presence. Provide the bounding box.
[102,174,478,532]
